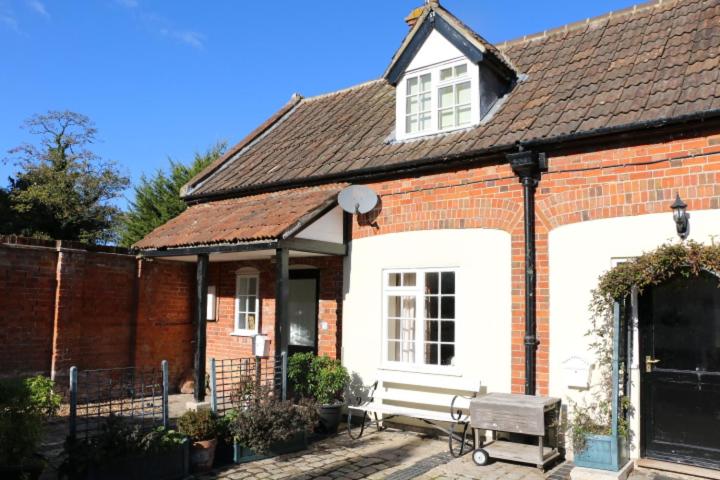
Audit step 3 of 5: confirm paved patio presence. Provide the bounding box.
[193,429,574,480]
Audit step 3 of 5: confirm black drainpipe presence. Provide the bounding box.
[507,149,545,395]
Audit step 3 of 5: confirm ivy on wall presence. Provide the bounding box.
[572,240,720,449]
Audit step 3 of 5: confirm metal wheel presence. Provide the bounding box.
[472,448,490,466]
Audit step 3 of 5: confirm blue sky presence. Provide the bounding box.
[0,0,638,208]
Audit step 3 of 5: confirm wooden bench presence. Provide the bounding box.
[347,370,481,456]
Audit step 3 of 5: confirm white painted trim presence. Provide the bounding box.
[234,273,260,335]
[230,329,257,337]
[381,267,458,369]
[396,58,480,141]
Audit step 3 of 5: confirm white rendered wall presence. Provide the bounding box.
[296,206,343,243]
[342,228,512,398]
[549,208,720,458]
[406,29,465,72]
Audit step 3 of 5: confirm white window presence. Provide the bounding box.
[405,73,432,134]
[437,64,471,130]
[234,274,259,335]
[383,269,456,367]
[396,60,478,140]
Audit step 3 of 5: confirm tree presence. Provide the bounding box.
[4,111,129,244]
[118,141,227,247]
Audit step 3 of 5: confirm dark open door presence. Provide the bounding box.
[639,271,720,470]
[287,270,319,357]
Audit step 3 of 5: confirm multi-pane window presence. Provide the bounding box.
[438,64,471,131]
[384,269,456,367]
[399,61,475,139]
[405,73,432,134]
[235,274,259,333]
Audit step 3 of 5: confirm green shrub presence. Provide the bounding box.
[60,415,186,477]
[215,409,238,444]
[0,375,61,469]
[310,356,350,405]
[288,353,350,405]
[287,352,314,399]
[177,409,217,442]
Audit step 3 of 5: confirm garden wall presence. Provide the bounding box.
[0,236,195,390]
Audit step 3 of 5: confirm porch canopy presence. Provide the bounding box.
[134,185,349,402]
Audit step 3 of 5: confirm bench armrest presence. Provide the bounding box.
[450,392,477,421]
[353,381,379,406]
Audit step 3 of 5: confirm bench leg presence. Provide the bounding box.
[374,412,386,432]
[448,422,472,458]
[347,410,369,440]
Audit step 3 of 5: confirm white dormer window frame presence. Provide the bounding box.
[395,58,480,141]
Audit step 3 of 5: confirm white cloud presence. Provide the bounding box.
[115,0,138,8]
[0,12,19,31]
[27,0,49,18]
[161,28,204,49]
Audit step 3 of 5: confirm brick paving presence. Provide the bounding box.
[194,430,572,480]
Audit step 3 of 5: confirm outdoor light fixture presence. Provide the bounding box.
[670,193,689,240]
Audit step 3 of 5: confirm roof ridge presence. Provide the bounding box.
[497,0,673,49]
[301,78,386,103]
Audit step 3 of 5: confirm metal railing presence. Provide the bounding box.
[210,354,286,415]
[69,360,169,440]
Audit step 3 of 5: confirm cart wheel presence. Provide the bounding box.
[472,448,490,466]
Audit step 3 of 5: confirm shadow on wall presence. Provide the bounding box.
[347,371,375,406]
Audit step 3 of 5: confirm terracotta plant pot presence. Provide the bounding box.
[189,438,217,472]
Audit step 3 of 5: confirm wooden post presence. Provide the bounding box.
[194,254,209,402]
[275,248,289,357]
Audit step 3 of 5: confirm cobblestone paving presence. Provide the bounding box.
[194,430,572,480]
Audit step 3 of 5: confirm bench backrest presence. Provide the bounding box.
[376,369,481,411]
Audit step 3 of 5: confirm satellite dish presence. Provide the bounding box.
[338,185,378,214]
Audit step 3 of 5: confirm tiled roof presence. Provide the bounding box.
[185,0,720,200]
[134,185,343,249]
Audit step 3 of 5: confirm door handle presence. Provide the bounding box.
[645,355,661,373]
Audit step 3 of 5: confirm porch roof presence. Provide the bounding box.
[134,184,345,253]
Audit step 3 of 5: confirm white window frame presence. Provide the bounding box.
[232,273,260,336]
[395,58,480,141]
[381,267,459,374]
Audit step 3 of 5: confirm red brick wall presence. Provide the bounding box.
[0,237,194,390]
[135,259,195,390]
[0,240,57,377]
[351,127,720,395]
[205,256,344,362]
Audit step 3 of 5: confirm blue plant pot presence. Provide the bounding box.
[573,434,629,471]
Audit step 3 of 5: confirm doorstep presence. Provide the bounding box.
[571,460,634,480]
[636,459,720,480]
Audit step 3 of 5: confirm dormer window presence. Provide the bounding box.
[386,4,517,143]
[397,60,479,140]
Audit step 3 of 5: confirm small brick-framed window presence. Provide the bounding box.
[234,273,259,336]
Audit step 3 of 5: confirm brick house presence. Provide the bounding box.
[135,0,720,470]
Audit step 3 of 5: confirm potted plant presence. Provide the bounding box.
[288,353,350,434]
[0,375,62,480]
[569,397,630,471]
[177,409,218,472]
[60,416,189,480]
[230,392,317,463]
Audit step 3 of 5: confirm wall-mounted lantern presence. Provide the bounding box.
[670,193,689,240]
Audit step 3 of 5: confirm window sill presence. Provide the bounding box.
[379,363,462,377]
[230,330,257,337]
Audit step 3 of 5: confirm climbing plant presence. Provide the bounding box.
[571,240,720,450]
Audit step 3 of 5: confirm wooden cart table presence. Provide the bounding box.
[469,393,562,470]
